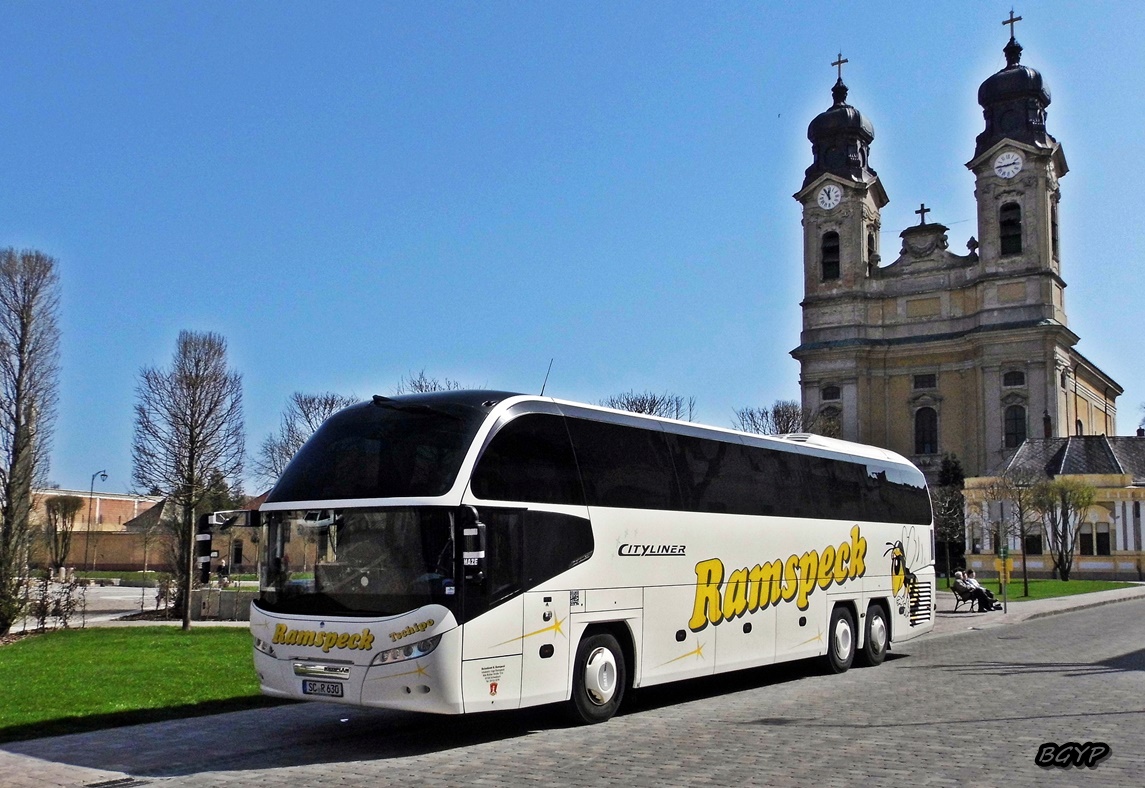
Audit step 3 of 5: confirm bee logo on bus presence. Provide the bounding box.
[688,526,868,632]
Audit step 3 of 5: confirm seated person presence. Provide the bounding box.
[952,570,997,613]
[965,569,1002,610]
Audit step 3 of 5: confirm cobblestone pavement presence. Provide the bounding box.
[3,592,1144,787]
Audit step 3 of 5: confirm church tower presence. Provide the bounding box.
[791,57,888,442]
[791,24,1121,479]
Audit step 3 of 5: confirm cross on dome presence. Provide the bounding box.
[832,52,848,80]
[1002,10,1023,39]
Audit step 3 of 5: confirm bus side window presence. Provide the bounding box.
[472,414,586,506]
[566,419,680,510]
[523,511,594,585]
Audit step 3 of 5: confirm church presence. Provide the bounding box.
[790,20,1121,482]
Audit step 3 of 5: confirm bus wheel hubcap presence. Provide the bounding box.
[835,621,852,659]
[869,616,886,653]
[584,647,617,705]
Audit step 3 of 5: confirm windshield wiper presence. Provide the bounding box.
[371,394,462,420]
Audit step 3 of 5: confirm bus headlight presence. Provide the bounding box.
[370,635,442,666]
[253,637,276,658]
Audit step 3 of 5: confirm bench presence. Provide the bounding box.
[952,583,977,613]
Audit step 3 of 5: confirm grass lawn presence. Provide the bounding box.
[0,627,287,743]
[942,577,1135,600]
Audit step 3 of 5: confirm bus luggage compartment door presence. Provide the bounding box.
[520,590,573,706]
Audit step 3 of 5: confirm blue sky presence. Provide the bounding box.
[3,2,1142,495]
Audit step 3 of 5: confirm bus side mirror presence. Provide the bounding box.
[458,505,487,584]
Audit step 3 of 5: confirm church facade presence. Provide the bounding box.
[790,33,1121,482]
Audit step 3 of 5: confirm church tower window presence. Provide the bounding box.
[1004,404,1027,448]
[821,385,841,401]
[1002,370,1025,387]
[1076,419,1084,436]
[1051,201,1060,260]
[999,202,1022,255]
[914,407,938,455]
[821,232,840,280]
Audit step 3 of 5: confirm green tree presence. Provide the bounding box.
[132,330,244,630]
[43,494,84,573]
[0,249,61,636]
[1033,477,1096,581]
[932,454,965,585]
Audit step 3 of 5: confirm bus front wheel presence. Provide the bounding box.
[568,632,626,724]
[824,606,856,674]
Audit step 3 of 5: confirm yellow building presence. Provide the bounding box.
[791,30,1120,481]
[963,435,1145,581]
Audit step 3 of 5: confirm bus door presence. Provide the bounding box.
[457,506,524,713]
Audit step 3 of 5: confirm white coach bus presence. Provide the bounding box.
[250,391,934,723]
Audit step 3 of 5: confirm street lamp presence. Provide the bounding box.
[83,470,108,573]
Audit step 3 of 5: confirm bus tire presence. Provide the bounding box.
[568,632,626,724]
[858,603,888,667]
[823,605,856,674]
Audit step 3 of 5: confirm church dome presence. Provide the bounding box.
[808,80,874,145]
[977,38,1050,108]
[973,37,1054,158]
[802,78,877,188]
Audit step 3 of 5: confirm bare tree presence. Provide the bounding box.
[733,400,837,436]
[984,467,1045,596]
[254,391,356,488]
[1033,477,1096,581]
[394,370,464,395]
[601,390,696,421]
[0,249,61,636]
[43,494,84,574]
[132,330,244,630]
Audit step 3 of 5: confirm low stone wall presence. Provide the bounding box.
[191,587,256,621]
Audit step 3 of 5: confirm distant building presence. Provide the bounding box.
[963,435,1145,581]
[792,27,1120,482]
[32,488,164,572]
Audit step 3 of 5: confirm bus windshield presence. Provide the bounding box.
[256,507,458,618]
[265,395,495,503]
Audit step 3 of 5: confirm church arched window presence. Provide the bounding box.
[821,232,840,280]
[1004,405,1027,448]
[1002,370,1025,387]
[914,407,938,455]
[1076,419,1084,436]
[866,231,877,273]
[821,385,841,401]
[999,202,1022,255]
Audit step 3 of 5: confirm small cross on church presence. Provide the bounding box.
[915,203,931,225]
[832,52,848,80]
[1002,9,1022,38]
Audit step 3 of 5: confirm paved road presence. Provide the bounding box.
[4,594,1144,787]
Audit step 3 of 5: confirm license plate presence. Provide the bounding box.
[302,680,344,698]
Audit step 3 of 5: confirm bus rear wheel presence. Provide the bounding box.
[823,606,855,674]
[568,632,626,724]
[858,603,888,667]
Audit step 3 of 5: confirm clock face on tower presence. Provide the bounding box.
[993,151,1023,179]
[817,184,842,210]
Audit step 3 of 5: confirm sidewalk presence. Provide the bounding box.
[927,582,1145,638]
